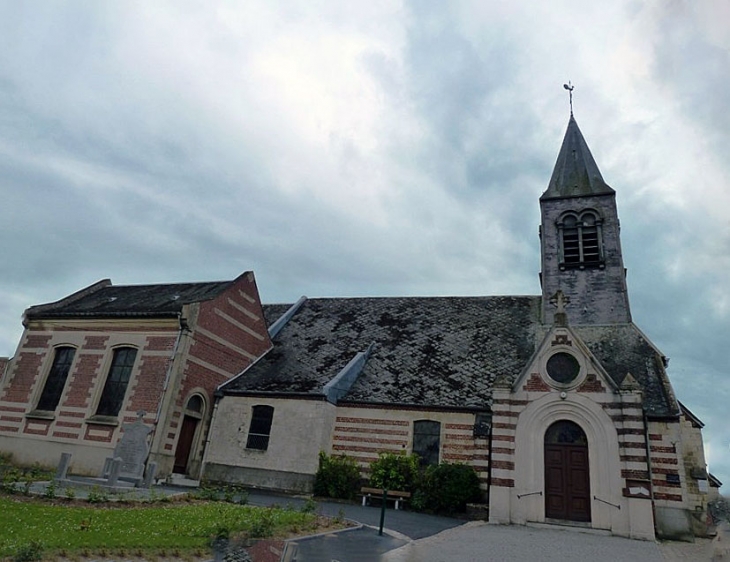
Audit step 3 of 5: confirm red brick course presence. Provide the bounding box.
[24,335,51,349]
[83,336,109,350]
[491,478,514,487]
[654,492,682,502]
[577,374,606,393]
[523,373,550,392]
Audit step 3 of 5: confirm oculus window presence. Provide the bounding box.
[37,347,75,411]
[95,347,137,417]
[246,405,274,451]
[546,352,581,384]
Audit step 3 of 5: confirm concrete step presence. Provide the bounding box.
[167,474,200,488]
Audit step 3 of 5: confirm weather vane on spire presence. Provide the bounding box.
[563,81,574,115]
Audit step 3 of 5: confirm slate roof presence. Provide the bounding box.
[225,296,540,409]
[569,325,677,418]
[227,296,678,417]
[541,115,615,200]
[25,279,233,319]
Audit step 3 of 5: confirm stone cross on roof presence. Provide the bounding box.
[550,290,570,314]
[550,290,570,326]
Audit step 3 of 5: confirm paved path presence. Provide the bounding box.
[380,521,666,562]
[21,481,720,561]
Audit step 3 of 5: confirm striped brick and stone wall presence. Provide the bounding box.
[0,319,180,472]
[647,421,685,506]
[332,405,490,493]
[489,326,656,540]
[155,273,272,476]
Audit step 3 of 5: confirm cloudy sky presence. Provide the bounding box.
[0,1,728,489]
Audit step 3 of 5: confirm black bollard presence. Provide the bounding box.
[379,489,387,536]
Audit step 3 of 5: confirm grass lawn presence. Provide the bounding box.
[0,494,329,560]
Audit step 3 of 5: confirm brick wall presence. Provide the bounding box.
[160,273,273,469]
[0,322,180,460]
[647,420,686,506]
[332,406,490,491]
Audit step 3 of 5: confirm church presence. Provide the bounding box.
[0,113,719,540]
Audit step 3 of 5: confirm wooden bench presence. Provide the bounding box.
[360,486,411,510]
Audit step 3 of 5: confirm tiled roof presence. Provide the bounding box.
[224,296,541,409]
[25,280,233,319]
[227,296,678,417]
[571,325,678,417]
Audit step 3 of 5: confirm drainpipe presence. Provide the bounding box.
[149,314,187,464]
[199,389,223,482]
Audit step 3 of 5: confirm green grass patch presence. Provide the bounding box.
[0,495,320,559]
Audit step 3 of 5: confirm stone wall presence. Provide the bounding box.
[203,396,336,492]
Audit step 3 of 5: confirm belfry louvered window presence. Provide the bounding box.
[558,211,604,269]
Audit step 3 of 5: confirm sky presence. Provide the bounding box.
[0,1,728,490]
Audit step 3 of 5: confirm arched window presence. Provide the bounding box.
[37,346,75,411]
[413,420,441,466]
[558,211,604,269]
[95,347,137,417]
[246,405,274,451]
[186,395,204,415]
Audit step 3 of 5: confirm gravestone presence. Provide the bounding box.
[102,410,153,486]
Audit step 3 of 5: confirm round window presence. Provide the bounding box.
[546,352,580,384]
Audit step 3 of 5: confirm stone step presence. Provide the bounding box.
[167,474,201,488]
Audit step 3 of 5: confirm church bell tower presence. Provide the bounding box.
[539,114,631,325]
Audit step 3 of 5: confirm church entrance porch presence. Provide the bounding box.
[544,420,591,522]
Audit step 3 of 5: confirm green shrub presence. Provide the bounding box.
[313,452,361,500]
[87,486,110,504]
[417,463,481,513]
[43,481,57,499]
[368,452,419,492]
[13,541,43,562]
[249,508,275,537]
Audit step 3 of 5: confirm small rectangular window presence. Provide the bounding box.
[473,413,491,438]
[413,420,441,466]
[96,347,137,417]
[37,347,75,411]
[246,405,274,450]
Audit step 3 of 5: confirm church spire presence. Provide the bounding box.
[538,110,631,326]
[541,115,615,200]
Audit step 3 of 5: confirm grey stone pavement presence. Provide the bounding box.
[246,490,717,562]
[19,480,721,562]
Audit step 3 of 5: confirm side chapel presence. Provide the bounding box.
[0,113,720,540]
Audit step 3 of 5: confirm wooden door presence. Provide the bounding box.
[173,415,198,474]
[544,421,591,522]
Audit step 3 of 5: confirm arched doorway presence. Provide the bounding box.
[544,420,591,522]
[173,395,205,475]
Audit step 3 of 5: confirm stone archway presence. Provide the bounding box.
[544,420,591,522]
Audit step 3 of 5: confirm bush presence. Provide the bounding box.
[368,452,420,492]
[13,541,43,562]
[417,463,481,513]
[313,452,361,500]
